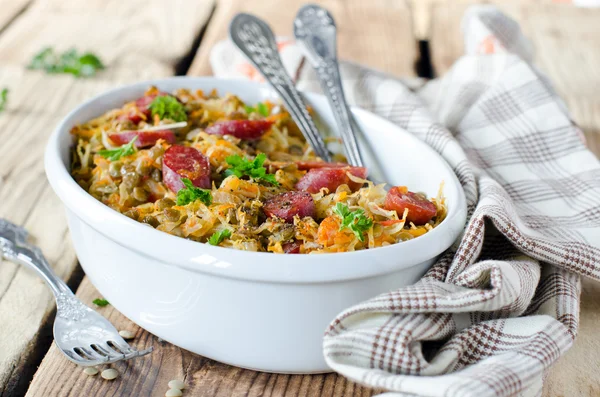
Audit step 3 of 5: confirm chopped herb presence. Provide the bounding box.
[148,96,187,122]
[176,178,212,206]
[224,153,278,185]
[98,136,137,161]
[0,88,7,113]
[28,47,104,77]
[92,298,109,307]
[208,229,232,246]
[244,102,269,117]
[332,203,373,242]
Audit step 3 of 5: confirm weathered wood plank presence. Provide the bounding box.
[0,0,31,32]
[0,0,214,394]
[187,0,417,78]
[429,2,600,157]
[26,278,381,397]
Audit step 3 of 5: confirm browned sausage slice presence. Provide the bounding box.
[383,186,437,225]
[205,120,273,140]
[162,145,211,192]
[109,130,175,148]
[263,191,315,223]
[295,167,367,194]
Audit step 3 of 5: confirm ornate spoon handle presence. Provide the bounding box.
[229,13,332,162]
[294,4,364,167]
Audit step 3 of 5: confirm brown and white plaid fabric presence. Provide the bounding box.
[210,5,600,396]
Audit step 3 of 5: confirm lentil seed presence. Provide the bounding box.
[101,368,118,380]
[156,198,175,210]
[109,162,122,178]
[168,380,186,390]
[119,330,135,340]
[83,367,99,376]
[142,215,159,228]
[133,187,148,202]
[151,168,162,182]
[164,208,181,222]
[165,389,183,397]
[122,172,140,189]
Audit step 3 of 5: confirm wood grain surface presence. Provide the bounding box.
[187,0,417,78]
[0,0,214,395]
[1,0,599,396]
[25,278,382,397]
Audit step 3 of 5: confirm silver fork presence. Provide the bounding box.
[229,13,332,162]
[0,219,153,366]
[294,4,364,167]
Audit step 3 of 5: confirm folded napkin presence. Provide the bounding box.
[210,6,600,396]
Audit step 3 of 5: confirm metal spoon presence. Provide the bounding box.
[229,13,332,162]
[294,4,364,167]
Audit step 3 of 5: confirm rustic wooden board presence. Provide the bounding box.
[26,278,382,397]
[0,0,31,31]
[187,0,417,78]
[428,3,600,397]
[0,0,215,394]
[429,2,600,156]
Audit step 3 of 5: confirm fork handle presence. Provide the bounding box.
[294,4,364,167]
[229,13,332,162]
[0,222,71,297]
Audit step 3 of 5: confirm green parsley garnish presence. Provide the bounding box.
[208,229,232,246]
[332,203,373,242]
[0,88,8,113]
[176,178,212,206]
[28,47,104,77]
[97,136,137,161]
[244,102,269,117]
[224,153,278,185]
[148,96,187,122]
[92,298,109,307]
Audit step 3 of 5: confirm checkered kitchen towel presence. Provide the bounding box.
[210,5,600,397]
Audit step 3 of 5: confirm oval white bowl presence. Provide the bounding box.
[45,77,466,373]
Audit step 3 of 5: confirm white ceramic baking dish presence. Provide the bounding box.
[44,77,466,373]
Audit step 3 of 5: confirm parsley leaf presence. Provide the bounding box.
[208,229,231,246]
[148,96,187,122]
[224,153,278,185]
[0,88,8,113]
[176,178,212,206]
[244,102,269,117]
[332,203,373,242]
[28,47,104,77]
[98,136,137,161]
[92,298,109,307]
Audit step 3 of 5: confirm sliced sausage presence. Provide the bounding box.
[263,191,315,223]
[383,186,437,225]
[109,130,176,148]
[205,120,273,140]
[295,166,367,194]
[282,240,302,254]
[162,145,211,192]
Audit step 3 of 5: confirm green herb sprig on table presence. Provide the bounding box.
[92,298,109,307]
[28,47,105,77]
[224,153,278,186]
[244,102,269,117]
[208,229,231,246]
[0,88,8,113]
[176,178,212,206]
[97,136,137,161]
[333,203,373,242]
[148,96,187,122]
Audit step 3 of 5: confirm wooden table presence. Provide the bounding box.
[0,0,598,396]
